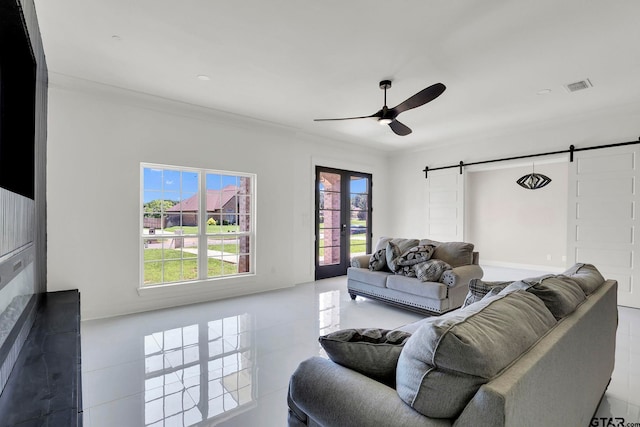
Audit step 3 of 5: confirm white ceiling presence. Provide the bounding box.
[32,0,640,152]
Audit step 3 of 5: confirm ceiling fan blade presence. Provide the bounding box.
[391,83,446,115]
[389,120,412,136]
[313,114,377,122]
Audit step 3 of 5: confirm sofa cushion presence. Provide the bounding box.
[419,239,474,268]
[347,268,389,288]
[462,278,513,308]
[414,259,451,282]
[396,290,557,418]
[319,328,412,387]
[500,275,586,320]
[561,263,605,295]
[369,248,388,271]
[386,239,420,272]
[386,275,448,300]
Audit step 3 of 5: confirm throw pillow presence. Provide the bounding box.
[368,248,388,271]
[462,279,513,308]
[395,264,417,278]
[374,236,393,252]
[385,239,420,272]
[414,259,451,282]
[319,328,412,387]
[395,245,436,267]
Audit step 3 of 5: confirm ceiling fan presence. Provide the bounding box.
[314,80,446,136]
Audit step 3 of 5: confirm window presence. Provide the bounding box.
[141,164,255,287]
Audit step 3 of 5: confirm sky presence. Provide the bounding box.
[143,167,241,203]
[144,166,368,203]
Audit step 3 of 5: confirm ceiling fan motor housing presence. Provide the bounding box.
[379,80,392,90]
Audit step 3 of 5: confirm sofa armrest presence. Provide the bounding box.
[350,254,372,268]
[441,264,484,287]
[288,357,448,427]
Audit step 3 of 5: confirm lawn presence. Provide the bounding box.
[208,243,238,253]
[318,235,367,258]
[143,248,237,285]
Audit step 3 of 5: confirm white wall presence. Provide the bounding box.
[46,76,391,319]
[465,161,568,269]
[388,103,640,269]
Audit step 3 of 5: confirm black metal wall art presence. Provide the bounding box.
[516,172,552,190]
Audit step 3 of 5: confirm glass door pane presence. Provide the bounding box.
[318,171,341,266]
[349,176,369,258]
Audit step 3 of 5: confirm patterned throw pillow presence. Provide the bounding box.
[414,259,451,282]
[385,240,420,272]
[368,248,388,271]
[462,279,512,308]
[396,245,436,267]
[395,264,417,278]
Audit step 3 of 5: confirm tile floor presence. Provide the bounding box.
[80,267,640,426]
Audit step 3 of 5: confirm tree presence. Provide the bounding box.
[143,199,176,218]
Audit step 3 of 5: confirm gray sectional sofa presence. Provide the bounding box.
[288,263,617,427]
[347,237,484,315]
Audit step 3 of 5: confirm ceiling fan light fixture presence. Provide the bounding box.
[378,118,393,125]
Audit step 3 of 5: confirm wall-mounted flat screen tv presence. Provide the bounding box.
[0,0,37,200]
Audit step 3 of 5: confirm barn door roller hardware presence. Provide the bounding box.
[422,137,640,179]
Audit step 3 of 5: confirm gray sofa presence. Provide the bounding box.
[288,263,617,427]
[348,237,484,315]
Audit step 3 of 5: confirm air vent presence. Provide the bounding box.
[564,79,592,93]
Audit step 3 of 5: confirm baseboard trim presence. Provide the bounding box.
[480,260,566,273]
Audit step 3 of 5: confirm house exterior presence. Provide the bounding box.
[165,185,239,227]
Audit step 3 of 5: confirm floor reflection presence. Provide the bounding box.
[81,276,449,425]
[318,290,340,336]
[143,313,255,426]
[318,290,341,358]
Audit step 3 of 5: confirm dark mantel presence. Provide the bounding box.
[0,290,82,426]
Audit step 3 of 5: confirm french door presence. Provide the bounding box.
[315,167,372,280]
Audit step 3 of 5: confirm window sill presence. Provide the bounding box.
[137,273,256,297]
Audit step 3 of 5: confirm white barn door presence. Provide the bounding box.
[425,168,465,242]
[567,144,640,309]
